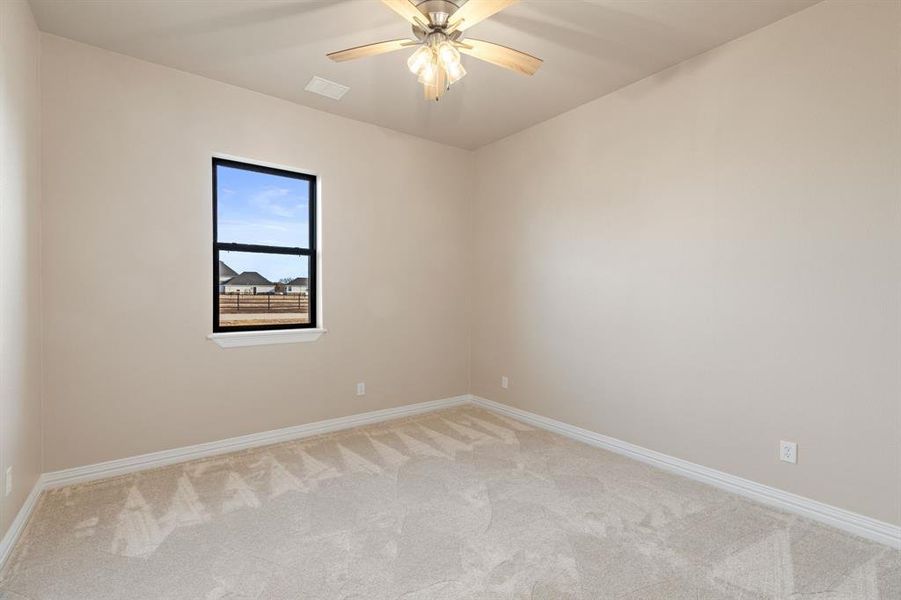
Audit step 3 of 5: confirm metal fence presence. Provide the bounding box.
[219,293,309,314]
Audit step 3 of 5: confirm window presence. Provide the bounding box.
[213,158,316,332]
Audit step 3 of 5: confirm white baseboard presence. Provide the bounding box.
[472,395,901,549]
[42,395,470,489]
[0,394,469,573]
[0,478,43,573]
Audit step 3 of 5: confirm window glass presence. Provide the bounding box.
[217,251,310,329]
[216,164,311,248]
[213,158,316,332]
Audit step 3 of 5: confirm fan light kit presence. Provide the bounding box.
[327,0,542,101]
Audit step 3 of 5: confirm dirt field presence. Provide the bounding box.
[218,294,310,327]
[219,312,310,327]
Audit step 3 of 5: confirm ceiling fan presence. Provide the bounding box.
[327,0,542,101]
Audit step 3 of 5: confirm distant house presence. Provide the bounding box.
[286,277,308,294]
[218,260,237,284]
[222,271,275,294]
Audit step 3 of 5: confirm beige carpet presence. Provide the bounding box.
[0,406,897,599]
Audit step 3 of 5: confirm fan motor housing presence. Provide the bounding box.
[417,0,461,28]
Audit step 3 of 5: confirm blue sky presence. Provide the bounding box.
[217,165,310,282]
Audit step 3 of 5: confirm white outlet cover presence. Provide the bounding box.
[4,466,11,496]
[780,441,798,464]
[356,382,365,396]
[501,376,509,389]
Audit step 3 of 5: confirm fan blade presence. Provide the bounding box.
[457,38,542,75]
[381,0,427,27]
[327,39,412,62]
[450,0,518,31]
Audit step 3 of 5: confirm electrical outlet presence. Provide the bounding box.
[780,441,797,464]
[5,466,12,497]
[356,382,365,396]
[501,376,509,389]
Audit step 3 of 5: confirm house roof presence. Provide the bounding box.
[288,277,308,286]
[225,271,272,286]
[218,260,237,278]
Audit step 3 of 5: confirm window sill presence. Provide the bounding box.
[208,328,326,348]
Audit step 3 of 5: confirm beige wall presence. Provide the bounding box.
[40,35,472,471]
[0,0,43,536]
[471,0,900,525]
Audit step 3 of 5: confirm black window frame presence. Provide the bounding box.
[212,157,317,333]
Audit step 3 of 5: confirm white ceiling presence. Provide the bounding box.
[29,0,819,149]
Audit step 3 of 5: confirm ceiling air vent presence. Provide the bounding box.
[304,76,350,101]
